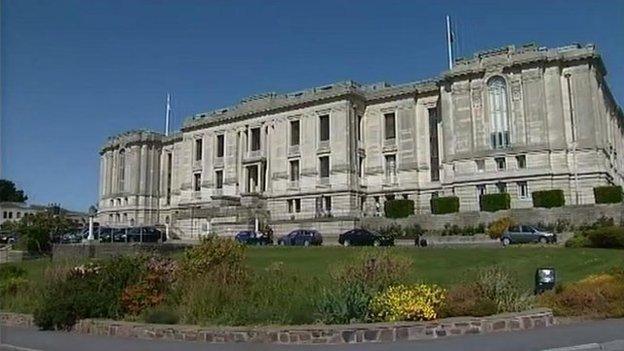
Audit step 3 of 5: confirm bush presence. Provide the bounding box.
[121,257,178,315]
[594,186,623,204]
[480,193,510,212]
[565,233,591,248]
[33,256,146,330]
[178,236,248,284]
[476,266,534,313]
[378,224,404,239]
[539,273,624,318]
[315,251,412,324]
[430,196,460,214]
[532,189,565,208]
[0,264,26,281]
[439,283,498,318]
[585,226,624,249]
[384,199,414,218]
[315,282,372,324]
[369,284,445,322]
[486,217,514,239]
[0,277,30,296]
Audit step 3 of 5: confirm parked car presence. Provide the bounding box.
[277,230,322,246]
[0,233,17,244]
[59,232,83,244]
[501,225,557,246]
[235,230,273,246]
[125,227,166,243]
[338,229,394,247]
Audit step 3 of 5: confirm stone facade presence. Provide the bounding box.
[97,43,624,239]
[0,309,555,345]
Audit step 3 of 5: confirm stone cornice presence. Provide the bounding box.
[100,130,164,154]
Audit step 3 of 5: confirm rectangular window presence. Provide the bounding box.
[497,182,507,193]
[16,212,21,219]
[166,152,172,205]
[216,134,225,158]
[385,154,396,181]
[215,170,223,189]
[319,156,330,178]
[287,199,293,213]
[290,120,300,146]
[325,196,332,212]
[193,173,201,192]
[428,108,439,181]
[295,199,301,213]
[319,115,330,141]
[516,155,526,169]
[384,112,396,140]
[8,212,12,219]
[495,157,506,171]
[476,184,487,197]
[357,115,363,141]
[358,156,364,178]
[250,127,261,151]
[2,211,6,219]
[290,159,300,181]
[518,181,528,198]
[476,159,485,172]
[195,138,203,161]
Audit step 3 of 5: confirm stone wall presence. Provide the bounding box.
[361,203,624,231]
[52,243,192,262]
[0,309,554,345]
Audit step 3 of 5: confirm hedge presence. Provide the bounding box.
[479,193,510,212]
[430,196,460,214]
[532,189,565,208]
[594,186,623,204]
[585,226,624,249]
[384,199,414,218]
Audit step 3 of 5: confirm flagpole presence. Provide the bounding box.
[446,15,453,70]
[165,94,171,136]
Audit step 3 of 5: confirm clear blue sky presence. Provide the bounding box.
[1,0,623,211]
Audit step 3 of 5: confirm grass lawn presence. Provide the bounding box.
[246,246,624,290]
[2,246,623,315]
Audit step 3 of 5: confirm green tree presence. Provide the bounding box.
[6,212,75,255]
[0,179,28,202]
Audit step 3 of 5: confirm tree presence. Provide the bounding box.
[0,179,28,202]
[7,212,75,255]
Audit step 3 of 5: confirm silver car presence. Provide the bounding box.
[501,225,557,246]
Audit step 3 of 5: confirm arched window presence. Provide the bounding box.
[487,76,510,149]
[118,149,125,191]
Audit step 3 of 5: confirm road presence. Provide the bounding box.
[1,318,624,351]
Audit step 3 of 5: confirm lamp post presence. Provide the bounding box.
[535,268,556,294]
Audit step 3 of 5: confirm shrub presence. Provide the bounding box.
[369,284,445,322]
[565,233,591,248]
[539,273,624,318]
[0,264,26,281]
[330,251,412,292]
[430,196,460,214]
[0,277,30,296]
[384,199,414,218]
[439,283,498,318]
[480,193,510,212]
[178,236,248,284]
[476,266,534,313]
[532,189,565,208]
[121,257,178,315]
[378,224,404,238]
[33,256,146,330]
[403,224,424,238]
[486,217,514,239]
[594,186,623,204]
[142,307,179,325]
[315,282,372,324]
[585,226,624,249]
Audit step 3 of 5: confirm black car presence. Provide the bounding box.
[235,231,273,246]
[338,229,394,247]
[0,232,17,244]
[277,230,323,246]
[124,227,166,243]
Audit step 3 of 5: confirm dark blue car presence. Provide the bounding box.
[277,230,322,246]
[235,230,273,246]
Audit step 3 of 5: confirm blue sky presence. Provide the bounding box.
[1,0,623,211]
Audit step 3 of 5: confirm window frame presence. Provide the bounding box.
[384,112,396,140]
[319,114,330,142]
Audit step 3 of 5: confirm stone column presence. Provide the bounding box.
[139,144,148,195]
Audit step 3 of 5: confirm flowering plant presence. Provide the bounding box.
[369,284,445,322]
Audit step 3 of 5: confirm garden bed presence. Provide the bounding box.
[0,309,554,345]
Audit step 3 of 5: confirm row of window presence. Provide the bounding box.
[108,213,135,224]
[2,211,23,220]
[475,181,529,199]
[109,197,129,207]
[286,197,333,215]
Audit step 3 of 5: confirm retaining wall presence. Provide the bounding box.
[51,243,192,262]
[361,203,624,231]
[0,309,554,345]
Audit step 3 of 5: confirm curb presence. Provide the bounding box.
[0,309,555,345]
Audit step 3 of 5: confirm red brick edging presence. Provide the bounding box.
[0,309,554,345]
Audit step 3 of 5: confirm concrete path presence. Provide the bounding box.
[1,318,623,351]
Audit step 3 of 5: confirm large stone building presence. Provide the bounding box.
[97,43,624,239]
